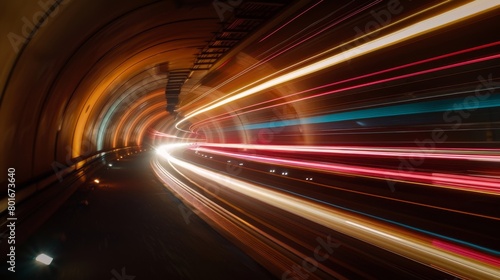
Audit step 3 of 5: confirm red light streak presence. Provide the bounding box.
[191,43,500,130]
[181,0,383,112]
[432,239,500,267]
[196,143,500,162]
[193,147,500,195]
[258,0,324,43]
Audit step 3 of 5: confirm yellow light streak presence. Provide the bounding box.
[154,145,500,279]
[176,0,499,130]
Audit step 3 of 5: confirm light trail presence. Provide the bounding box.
[151,147,347,279]
[180,0,371,111]
[176,0,499,131]
[154,144,500,279]
[193,149,500,223]
[258,0,325,43]
[190,42,500,129]
[193,146,500,195]
[149,129,202,141]
[235,87,500,131]
[432,240,500,267]
[194,143,500,162]
[180,0,451,116]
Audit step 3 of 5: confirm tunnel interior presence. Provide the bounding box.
[1,0,500,279]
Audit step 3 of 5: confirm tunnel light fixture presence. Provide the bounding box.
[35,253,53,265]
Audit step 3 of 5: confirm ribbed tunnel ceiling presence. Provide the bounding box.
[0,0,292,185]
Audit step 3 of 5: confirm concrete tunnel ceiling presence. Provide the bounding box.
[0,0,293,185]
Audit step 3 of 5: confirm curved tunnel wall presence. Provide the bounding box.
[0,0,222,188]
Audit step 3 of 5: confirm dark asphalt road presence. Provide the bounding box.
[3,151,276,280]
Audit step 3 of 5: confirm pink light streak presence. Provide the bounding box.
[191,42,500,130]
[259,0,324,43]
[180,1,381,112]
[196,143,500,162]
[193,146,500,195]
[432,239,500,267]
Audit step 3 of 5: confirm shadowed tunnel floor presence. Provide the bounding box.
[7,152,276,280]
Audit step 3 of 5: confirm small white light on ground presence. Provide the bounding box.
[35,254,53,265]
[94,179,100,184]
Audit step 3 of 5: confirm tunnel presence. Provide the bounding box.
[1,0,499,279]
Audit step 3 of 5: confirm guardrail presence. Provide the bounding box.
[0,146,145,259]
